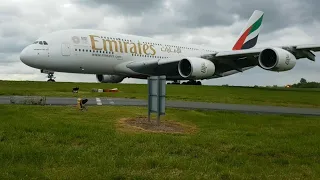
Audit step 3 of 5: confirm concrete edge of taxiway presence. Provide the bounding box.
[1,96,319,116]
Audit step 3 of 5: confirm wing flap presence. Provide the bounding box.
[295,44,320,51]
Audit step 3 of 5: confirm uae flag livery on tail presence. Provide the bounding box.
[232,10,264,50]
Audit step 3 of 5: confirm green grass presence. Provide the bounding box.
[0,105,320,179]
[1,80,320,108]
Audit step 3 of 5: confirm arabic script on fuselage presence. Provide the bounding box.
[161,46,181,54]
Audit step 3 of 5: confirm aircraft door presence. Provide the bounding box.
[61,43,71,56]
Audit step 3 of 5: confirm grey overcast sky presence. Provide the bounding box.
[1,0,319,86]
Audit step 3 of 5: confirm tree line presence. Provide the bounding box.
[291,78,320,88]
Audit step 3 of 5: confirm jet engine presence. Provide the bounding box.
[96,74,125,83]
[178,57,215,79]
[258,47,296,71]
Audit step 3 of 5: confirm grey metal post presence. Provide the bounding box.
[147,75,166,125]
[157,76,161,125]
[148,77,151,122]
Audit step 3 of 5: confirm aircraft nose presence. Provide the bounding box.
[20,46,32,65]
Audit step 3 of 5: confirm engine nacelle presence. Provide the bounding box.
[96,74,125,83]
[178,57,215,79]
[258,47,296,72]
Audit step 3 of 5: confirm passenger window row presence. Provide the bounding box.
[101,36,214,52]
[75,49,114,54]
[75,48,169,59]
[132,54,168,59]
[31,38,213,52]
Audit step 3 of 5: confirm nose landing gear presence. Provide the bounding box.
[47,72,55,82]
[41,69,55,82]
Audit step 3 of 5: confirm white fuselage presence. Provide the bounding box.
[20,29,218,80]
[20,11,313,83]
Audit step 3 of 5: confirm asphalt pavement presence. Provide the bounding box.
[1,96,320,116]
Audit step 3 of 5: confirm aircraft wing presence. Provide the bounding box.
[124,9,320,78]
[215,44,320,61]
[125,44,320,78]
[125,58,183,77]
[295,44,320,52]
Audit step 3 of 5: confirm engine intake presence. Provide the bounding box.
[96,74,125,83]
[179,59,192,77]
[258,47,296,71]
[178,57,215,79]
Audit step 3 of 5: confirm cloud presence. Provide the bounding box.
[73,0,162,15]
[0,0,319,86]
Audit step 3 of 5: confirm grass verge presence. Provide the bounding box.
[0,105,319,179]
[1,80,320,108]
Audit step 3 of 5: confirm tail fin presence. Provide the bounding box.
[232,10,264,50]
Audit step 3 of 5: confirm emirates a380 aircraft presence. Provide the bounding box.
[20,10,319,85]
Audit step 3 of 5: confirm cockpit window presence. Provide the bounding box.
[32,41,48,45]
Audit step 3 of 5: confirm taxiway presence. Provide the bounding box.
[1,96,320,116]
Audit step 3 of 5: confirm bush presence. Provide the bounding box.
[291,82,320,88]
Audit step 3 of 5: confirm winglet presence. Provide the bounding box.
[232,10,264,50]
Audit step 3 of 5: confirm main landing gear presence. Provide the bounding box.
[167,80,202,85]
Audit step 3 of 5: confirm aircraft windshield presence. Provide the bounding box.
[32,41,48,45]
